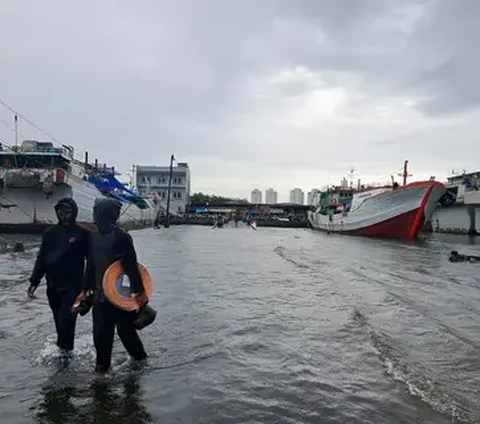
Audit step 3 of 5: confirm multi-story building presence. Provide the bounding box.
[307,188,321,206]
[265,188,278,204]
[289,188,305,205]
[251,189,262,204]
[132,162,191,213]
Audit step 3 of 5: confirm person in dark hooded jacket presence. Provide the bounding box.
[28,197,91,352]
[80,198,148,373]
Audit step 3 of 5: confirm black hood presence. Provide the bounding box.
[54,197,78,224]
[93,198,122,233]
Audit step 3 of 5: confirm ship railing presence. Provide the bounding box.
[0,145,73,158]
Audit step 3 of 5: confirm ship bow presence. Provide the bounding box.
[348,181,446,240]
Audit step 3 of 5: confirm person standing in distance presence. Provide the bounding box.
[28,197,91,352]
[81,198,148,373]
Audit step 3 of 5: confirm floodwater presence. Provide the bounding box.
[1,226,480,423]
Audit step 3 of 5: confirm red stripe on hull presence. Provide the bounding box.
[346,208,421,240]
[408,185,433,240]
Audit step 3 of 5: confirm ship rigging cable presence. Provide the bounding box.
[0,98,64,148]
[0,99,121,186]
[0,97,101,166]
[0,132,141,222]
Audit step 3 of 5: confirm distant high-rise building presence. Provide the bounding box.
[289,188,304,205]
[251,188,262,204]
[265,188,278,204]
[341,177,348,189]
[307,189,321,206]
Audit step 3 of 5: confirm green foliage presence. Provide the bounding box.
[189,192,249,205]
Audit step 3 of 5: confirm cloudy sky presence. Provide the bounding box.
[0,0,478,201]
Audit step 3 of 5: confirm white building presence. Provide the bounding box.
[265,188,278,204]
[251,188,262,204]
[289,188,305,205]
[132,162,191,213]
[307,188,321,206]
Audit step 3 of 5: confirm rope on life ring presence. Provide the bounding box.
[102,260,154,311]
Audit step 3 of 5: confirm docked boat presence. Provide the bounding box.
[308,180,446,240]
[0,140,156,233]
[430,170,480,234]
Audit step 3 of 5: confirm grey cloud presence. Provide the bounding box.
[390,0,480,115]
[0,0,479,197]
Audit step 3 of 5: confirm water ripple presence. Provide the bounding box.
[1,227,479,423]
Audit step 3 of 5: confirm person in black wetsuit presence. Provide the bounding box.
[449,250,480,263]
[82,198,148,373]
[27,197,90,352]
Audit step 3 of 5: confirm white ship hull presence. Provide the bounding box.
[0,174,155,233]
[308,181,446,240]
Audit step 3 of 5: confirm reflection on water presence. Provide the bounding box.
[34,369,152,424]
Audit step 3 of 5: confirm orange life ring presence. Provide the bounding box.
[102,260,154,311]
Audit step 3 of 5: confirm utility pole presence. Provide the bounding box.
[165,154,175,228]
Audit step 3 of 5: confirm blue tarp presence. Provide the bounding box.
[88,174,139,202]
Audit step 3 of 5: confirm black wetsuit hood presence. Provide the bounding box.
[29,197,90,291]
[93,198,122,234]
[54,197,78,224]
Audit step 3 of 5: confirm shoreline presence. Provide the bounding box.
[160,217,310,229]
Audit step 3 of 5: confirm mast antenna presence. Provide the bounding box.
[398,160,412,186]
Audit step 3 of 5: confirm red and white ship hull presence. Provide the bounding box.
[308,181,446,240]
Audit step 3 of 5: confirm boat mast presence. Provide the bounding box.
[84,151,89,176]
[401,160,412,186]
[13,114,19,167]
[14,115,18,148]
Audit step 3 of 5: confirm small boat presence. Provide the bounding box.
[212,216,225,229]
[308,180,446,240]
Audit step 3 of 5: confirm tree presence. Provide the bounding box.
[189,192,249,205]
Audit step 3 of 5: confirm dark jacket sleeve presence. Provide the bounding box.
[29,231,50,287]
[82,230,95,290]
[83,255,96,290]
[117,229,145,294]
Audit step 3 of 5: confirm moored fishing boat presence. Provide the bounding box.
[0,140,155,233]
[308,179,446,240]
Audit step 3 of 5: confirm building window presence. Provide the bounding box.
[143,176,150,184]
